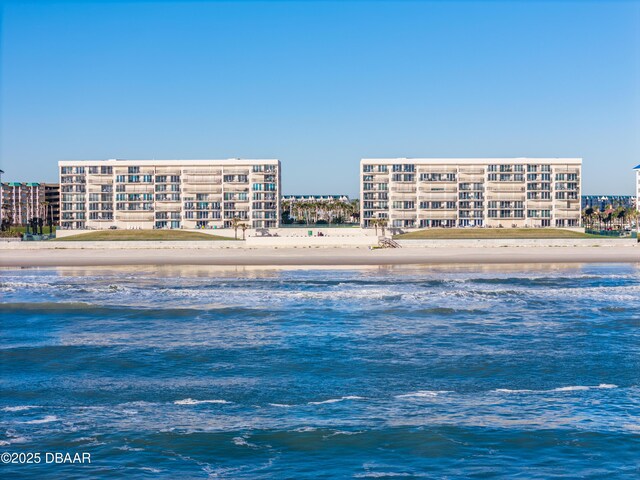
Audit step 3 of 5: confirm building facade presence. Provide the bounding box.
[45,184,61,225]
[635,165,640,211]
[0,182,58,226]
[360,158,582,229]
[58,159,281,230]
[581,195,635,211]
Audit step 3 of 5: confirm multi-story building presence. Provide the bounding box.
[360,158,582,229]
[0,182,58,226]
[635,165,640,211]
[45,184,60,225]
[58,159,280,230]
[581,195,635,211]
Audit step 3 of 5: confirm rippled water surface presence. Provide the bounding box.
[1,264,639,479]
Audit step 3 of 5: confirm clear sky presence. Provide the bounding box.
[1,0,639,196]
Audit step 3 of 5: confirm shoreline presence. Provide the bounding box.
[0,245,638,267]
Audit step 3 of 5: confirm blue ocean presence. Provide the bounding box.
[1,264,639,479]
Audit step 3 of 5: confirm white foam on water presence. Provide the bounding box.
[293,426,317,432]
[23,415,58,424]
[120,401,157,407]
[554,386,591,392]
[140,467,162,473]
[118,445,145,452]
[493,384,619,394]
[268,403,293,408]
[355,473,413,478]
[395,390,451,399]
[308,396,364,405]
[173,398,230,405]
[2,405,39,412]
[493,389,534,394]
[72,437,97,443]
[232,436,260,448]
[1,436,30,445]
[325,430,362,438]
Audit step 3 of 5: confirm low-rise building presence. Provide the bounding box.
[360,158,582,228]
[58,159,281,230]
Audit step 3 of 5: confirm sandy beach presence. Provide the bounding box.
[1,244,638,267]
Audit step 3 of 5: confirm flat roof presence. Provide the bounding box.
[59,159,279,166]
[361,157,582,165]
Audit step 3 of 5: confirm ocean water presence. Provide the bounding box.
[1,264,639,479]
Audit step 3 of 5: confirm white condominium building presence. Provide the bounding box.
[58,159,280,230]
[635,164,640,211]
[360,158,582,229]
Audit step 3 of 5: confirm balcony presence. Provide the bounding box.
[391,211,417,220]
[182,175,221,184]
[115,211,154,219]
[527,201,553,209]
[120,185,154,193]
[418,193,458,202]
[417,168,457,174]
[458,168,485,174]
[182,169,222,175]
[487,186,525,193]
[419,186,457,193]
[182,186,222,194]
[417,210,457,220]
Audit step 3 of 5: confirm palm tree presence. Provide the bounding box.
[231,216,241,240]
[1,202,14,230]
[582,207,594,229]
[379,217,388,237]
[350,199,360,224]
[40,200,53,234]
[370,218,379,236]
[240,222,248,240]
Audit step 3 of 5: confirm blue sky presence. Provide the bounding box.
[1,0,639,196]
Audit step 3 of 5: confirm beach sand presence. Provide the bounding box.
[1,245,638,267]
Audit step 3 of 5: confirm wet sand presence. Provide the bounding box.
[1,245,638,267]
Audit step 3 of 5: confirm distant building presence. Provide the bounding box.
[45,184,60,225]
[581,195,635,211]
[281,194,350,203]
[281,195,355,224]
[360,158,582,228]
[0,182,59,226]
[58,159,281,230]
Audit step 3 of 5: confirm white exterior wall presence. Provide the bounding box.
[360,158,582,229]
[636,168,640,212]
[58,159,281,230]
